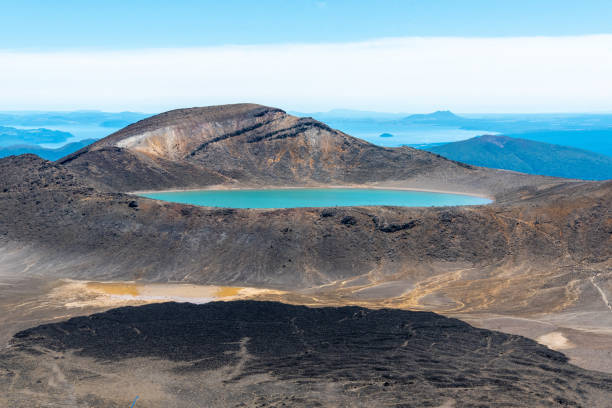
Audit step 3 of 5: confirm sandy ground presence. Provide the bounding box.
[60,280,283,307]
[461,313,612,374]
[0,276,283,349]
[2,275,611,375]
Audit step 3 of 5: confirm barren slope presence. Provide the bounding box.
[1,154,609,299]
[58,104,557,196]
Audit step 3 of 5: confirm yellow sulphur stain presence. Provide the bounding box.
[215,286,242,297]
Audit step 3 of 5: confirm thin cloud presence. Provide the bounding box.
[0,35,610,112]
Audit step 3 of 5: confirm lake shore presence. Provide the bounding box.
[130,184,495,201]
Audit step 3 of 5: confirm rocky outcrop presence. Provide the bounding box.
[3,301,612,407]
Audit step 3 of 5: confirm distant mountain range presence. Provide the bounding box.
[0,139,96,161]
[0,126,72,146]
[2,109,612,165]
[301,109,612,155]
[427,135,612,180]
[400,111,612,135]
[0,111,150,128]
[0,111,153,158]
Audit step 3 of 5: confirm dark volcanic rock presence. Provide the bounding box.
[3,301,612,407]
[374,216,421,232]
[340,215,357,225]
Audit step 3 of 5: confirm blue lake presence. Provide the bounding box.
[140,188,491,209]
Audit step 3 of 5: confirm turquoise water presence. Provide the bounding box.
[140,188,491,209]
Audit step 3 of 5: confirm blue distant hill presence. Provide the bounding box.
[0,139,96,161]
[402,110,461,123]
[426,135,612,180]
[503,129,612,158]
[0,111,152,157]
[0,126,72,146]
[0,111,150,127]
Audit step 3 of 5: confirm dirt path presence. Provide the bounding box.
[590,276,612,311]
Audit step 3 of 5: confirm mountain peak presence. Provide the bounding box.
[430,110,457,117]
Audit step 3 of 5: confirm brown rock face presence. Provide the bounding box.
[58,103,556,196]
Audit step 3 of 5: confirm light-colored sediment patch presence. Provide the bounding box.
[537,331,575,350]
[435,399,456,408]
[51,280,285,309]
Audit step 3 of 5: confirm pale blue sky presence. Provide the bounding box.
[1,0,611,50]
[1,1,611,112]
